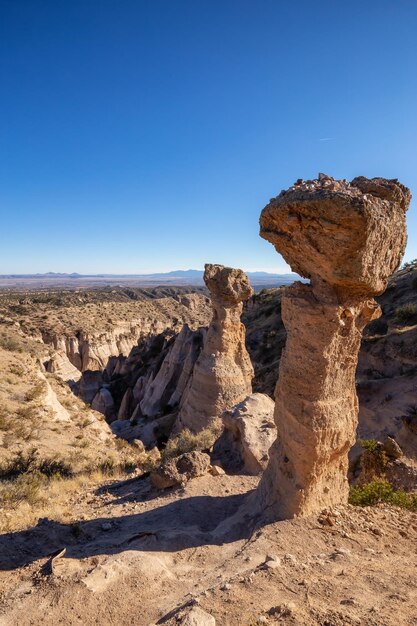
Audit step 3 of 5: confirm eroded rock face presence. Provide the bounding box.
[176,264,254,433]
[258,174,410,519]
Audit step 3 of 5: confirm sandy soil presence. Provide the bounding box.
[1,473,416,626]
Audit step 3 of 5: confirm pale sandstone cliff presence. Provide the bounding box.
[176,264,254,433]
[42,294,210,377]
[257,174,410,519]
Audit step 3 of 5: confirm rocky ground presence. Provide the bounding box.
[0,472,416,626]
[1,271,417,625]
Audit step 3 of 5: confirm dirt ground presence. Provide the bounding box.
[0,473,416,626]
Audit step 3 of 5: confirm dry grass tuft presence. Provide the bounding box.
[162,419,222,462]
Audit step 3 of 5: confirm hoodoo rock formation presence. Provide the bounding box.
[177,264,254,433]
[258,174,410,519]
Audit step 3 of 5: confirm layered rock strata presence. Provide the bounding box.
[177,264,254,433]
[258,174,410,518]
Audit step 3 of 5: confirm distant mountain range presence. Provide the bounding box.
[0,270,302,290]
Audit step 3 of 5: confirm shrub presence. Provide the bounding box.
[25,381,47,402]
[357,439,388,479]
[0,472,45,507]
[0,449,38,478]
[0,450,73,479]
[9,363,24,376]
[37,457,73,478]
[395,303,417,323]
[358,439,380,453]
[162,420,222,462]
[349,480,417,511]
[98,458,117,475]
[402,259,417,270]
[0,334,23,352]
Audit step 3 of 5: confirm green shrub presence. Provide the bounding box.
[358,439,380,453]
[349,480,417,511]
[358,439,388,478]
[395,303,417,323]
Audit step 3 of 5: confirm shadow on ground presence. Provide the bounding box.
[0,487,259,571]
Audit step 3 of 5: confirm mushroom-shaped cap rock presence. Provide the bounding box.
[260,175,410,296]
[204,264,253,306]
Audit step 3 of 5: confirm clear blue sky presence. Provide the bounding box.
[1,0,416,274]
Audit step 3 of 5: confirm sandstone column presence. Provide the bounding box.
[258,175,410,518]
[177,264,254,433]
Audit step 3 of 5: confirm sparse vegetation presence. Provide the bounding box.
[395,302,417,323]
[349,479,417,511]
[25,380,47,401]
[0,333,23,352]
[0,449,72,479]
[401,258,417,270]
[357,439,388,480]
[162,420,222,462]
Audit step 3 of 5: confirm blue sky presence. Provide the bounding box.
[0,0,416,274]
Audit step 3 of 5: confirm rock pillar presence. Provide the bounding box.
[258,175,410,518]
[177,264,254,433]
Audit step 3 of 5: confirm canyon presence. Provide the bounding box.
[1,177,416,626]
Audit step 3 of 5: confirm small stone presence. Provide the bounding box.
[209,465,225,476]
[334,547,351,556]
[220,583,231,591]
[131,439,145,453]
[180,607,216,626]
[101,522,112,531]
[264,554,281,569]
[268,603,295,617]
[282,553,297,564]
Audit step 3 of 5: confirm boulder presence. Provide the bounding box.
[91,387,116,421]
[218,393,276,474]
[382,436,403,459]
[150,451,210,490]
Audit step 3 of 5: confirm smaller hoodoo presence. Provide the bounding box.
[176,263,254,433]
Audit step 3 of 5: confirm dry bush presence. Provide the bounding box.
[162,419,222,462]
[395,303,417,323]
[25,380,47,402]
[0,333,24,352]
